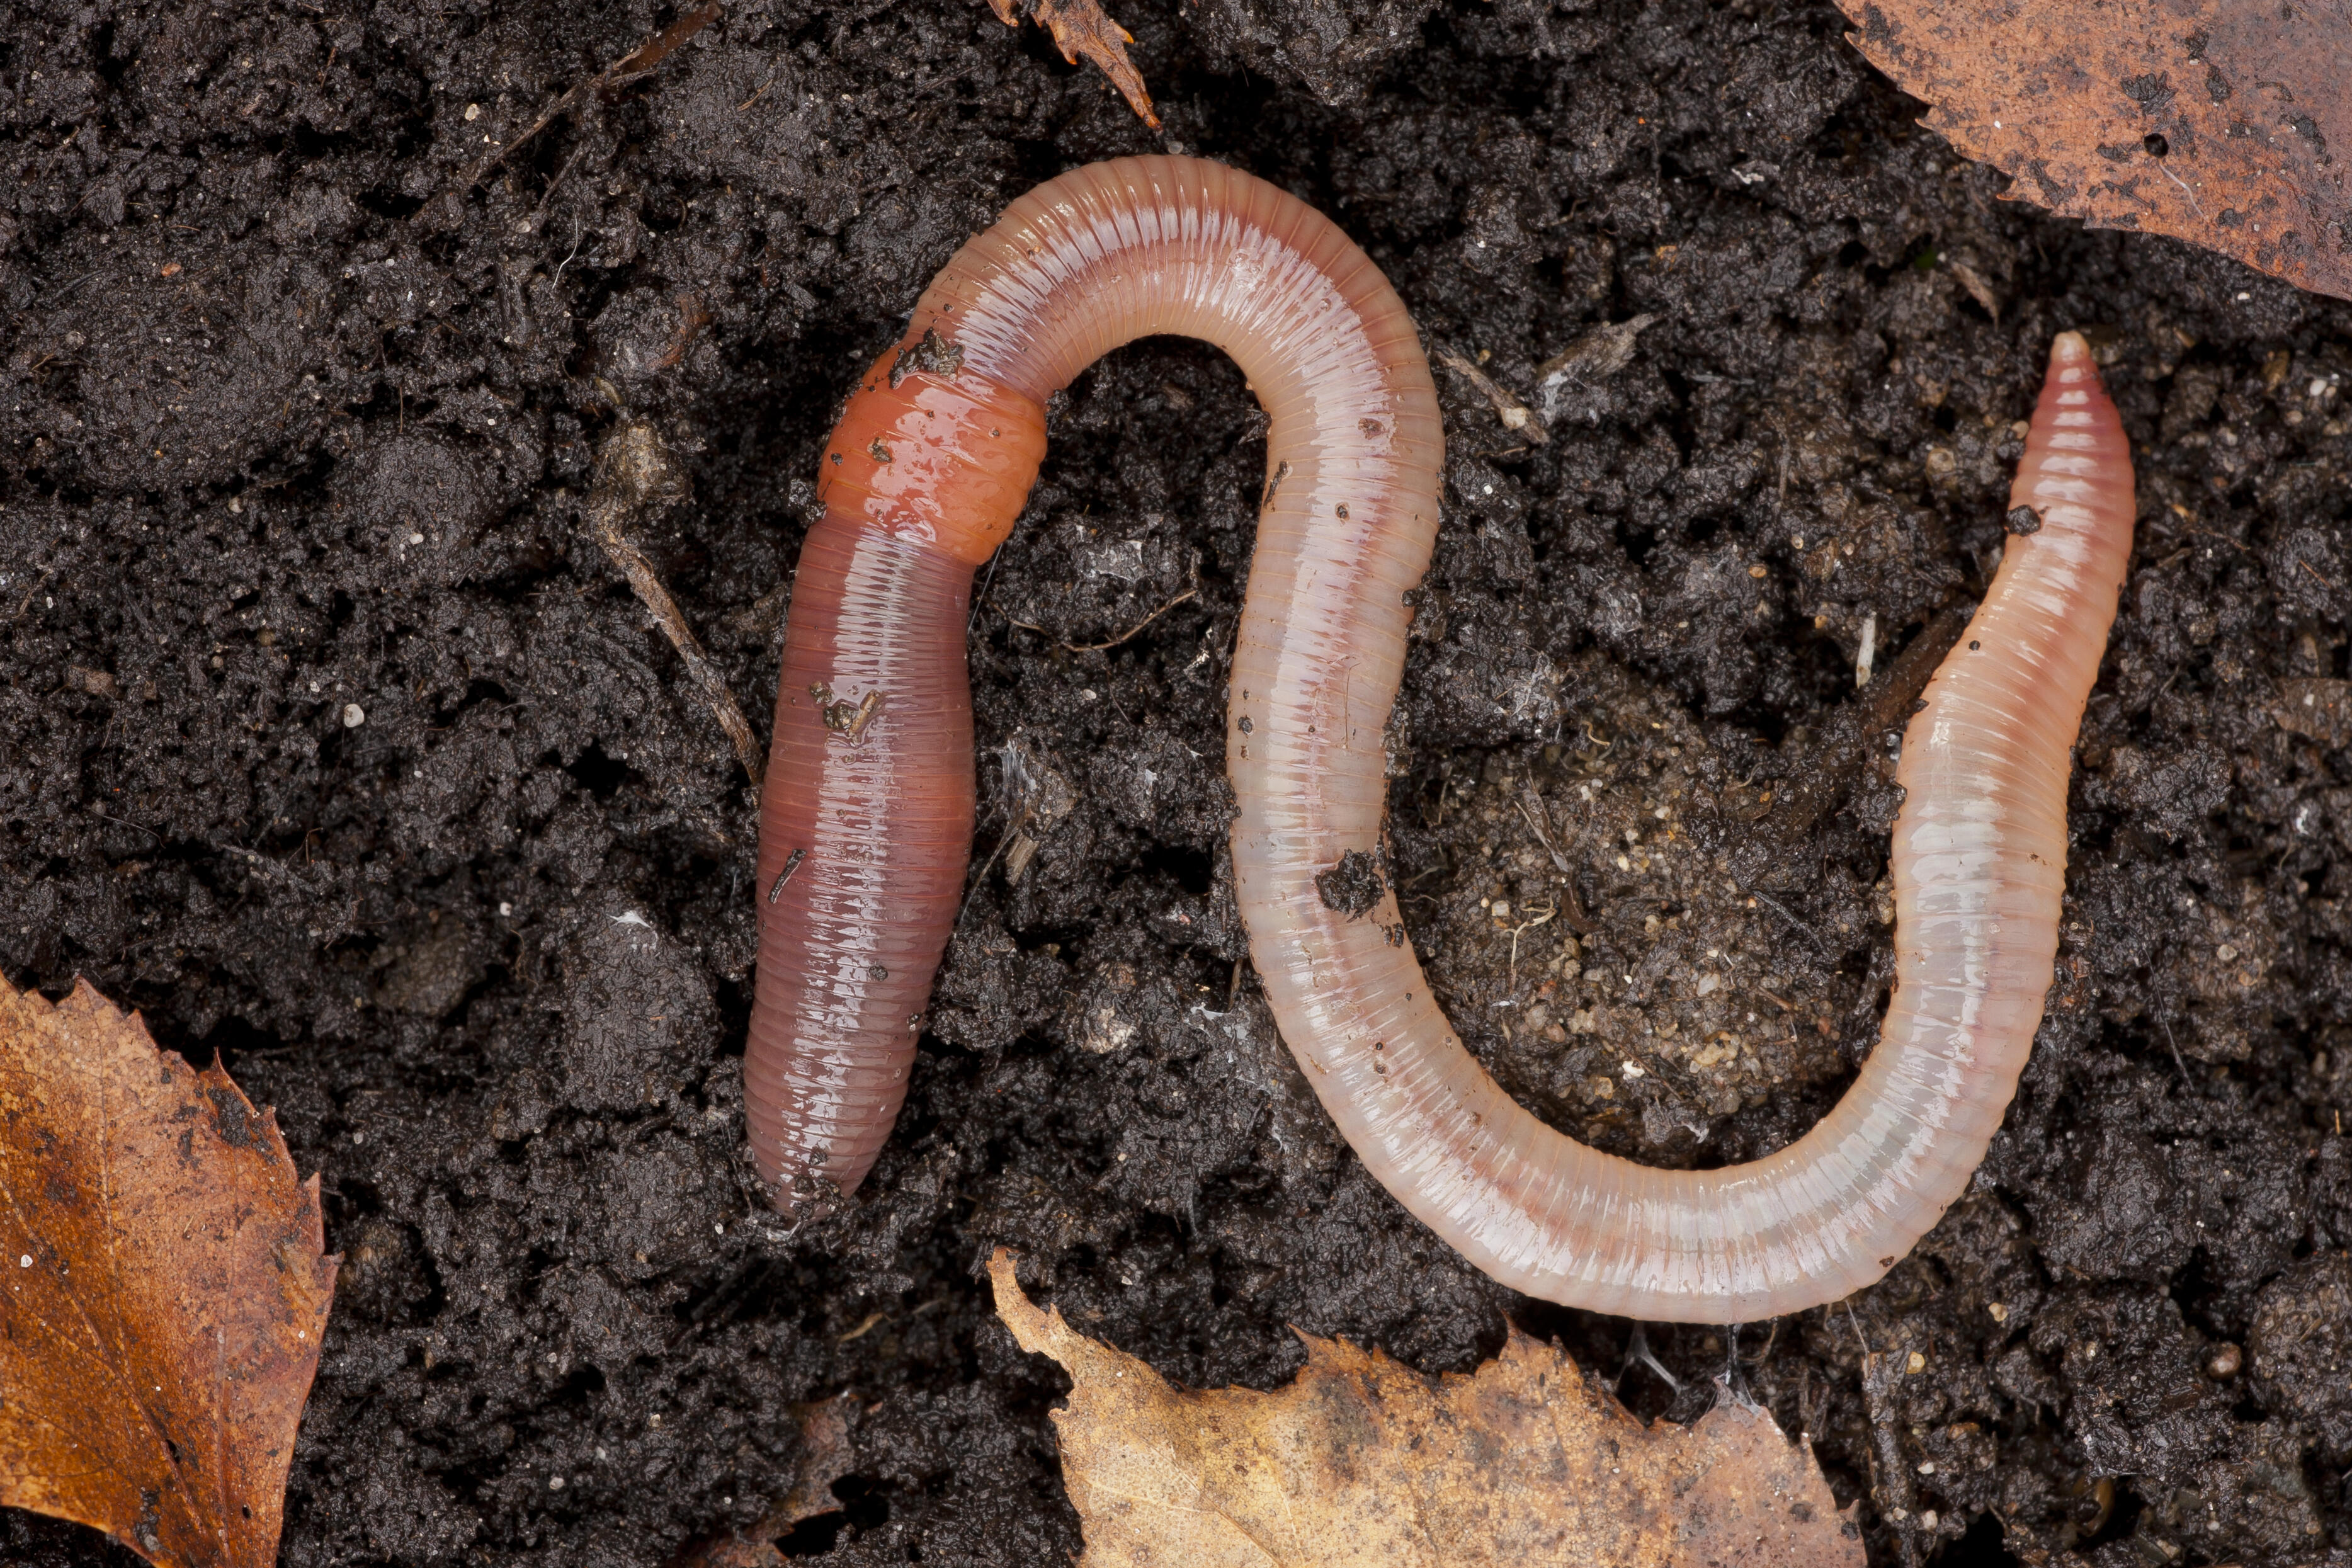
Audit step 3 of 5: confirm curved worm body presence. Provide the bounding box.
[1276,332,2131,1321]
[749,157,2133,1323]
[749,155,1438,1198]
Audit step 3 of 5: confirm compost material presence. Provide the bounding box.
[0,0,2347,1564]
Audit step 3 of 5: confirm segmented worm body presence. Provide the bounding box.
[750,156,2135,1322]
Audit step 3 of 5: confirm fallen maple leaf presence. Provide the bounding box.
[1841,0,2352,301]
[988,1248,1861,1567]
[0,974,336,1568]
[986,0,1159,128]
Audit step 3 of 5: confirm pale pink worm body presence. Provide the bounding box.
[750,156,2134,1322]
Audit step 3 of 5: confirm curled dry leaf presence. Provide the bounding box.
[985,0,1159,128]
[1841,0,2352,300]
[989,1249,1862,1567]
[0,974,336,1568]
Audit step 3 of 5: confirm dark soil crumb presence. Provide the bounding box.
[2,1,2349,1565]
[1315,848,1387,919]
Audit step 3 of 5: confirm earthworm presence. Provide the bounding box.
[749,153,1438,1201]
[747,159,2135,1326]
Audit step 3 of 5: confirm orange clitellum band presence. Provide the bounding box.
[818,348,1047,567]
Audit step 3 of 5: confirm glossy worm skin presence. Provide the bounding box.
[749,158,2135,1324]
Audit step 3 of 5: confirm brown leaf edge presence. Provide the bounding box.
[988,1247,1863,1567]
[1839,0,2352,303]
[0,975,338,1568]
[667,1394,861,1568]
[986,0,1160,128]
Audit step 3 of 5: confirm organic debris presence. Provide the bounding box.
[0,974,336,1568]
[1535,314,1660,423]
[989,1249,1861,1567]
[1437,350,1549,445]
[1842,0,2352,300]
[670,1395,860,1567]
[986,0,1159,127]
[584,421,767,784]
[455,1,722,195]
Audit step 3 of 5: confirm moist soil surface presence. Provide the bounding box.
[3,1,2350,1564]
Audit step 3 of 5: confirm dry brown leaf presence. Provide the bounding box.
[671,1393,861,1567]
[1841,1,2352,300]
[0,974,337,1568]
[988,1248,1862,1567]
[986,0,1159,128]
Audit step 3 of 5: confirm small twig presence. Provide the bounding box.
[969,550,1004,639]
[584,423,765,785]
[1436,349,1548,445]
[1514,782,1597,934]
[95,812,163,844]
[1064,586,1196,652]
[1747,888,1832,958]
[1516,783,1573,874]
[736,71,779,113]
[1768,601,1969,843]
[1504,899,1556,991]
[2180,525,2255,554]
[2160,1016,2191,1084]
[526,142,592,232]
[12,567,56,620]
[454,1,721,196]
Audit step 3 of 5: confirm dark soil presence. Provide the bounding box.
[3,1,2349,1564]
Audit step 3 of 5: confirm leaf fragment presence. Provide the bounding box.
[1841,0,2352,300]
[988,1248,1861,1567]
[986,0,1159,128]
[0,974,337,1568]
[669,1393,863,1567]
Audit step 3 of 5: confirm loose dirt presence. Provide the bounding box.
[2,1,2348,1563]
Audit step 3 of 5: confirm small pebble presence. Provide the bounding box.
[1905,1350,1927,1374]
[2206,1343,2242,1380]
[342,703,365,728]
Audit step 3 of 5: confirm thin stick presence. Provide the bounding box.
[1064,586,1196,652]
[1435,349,1548,444]
[1514,783,1597,933]
[584,423,766,785]
[454,2,721,196]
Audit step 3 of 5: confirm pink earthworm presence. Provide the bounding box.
[747,155,2134,1322]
